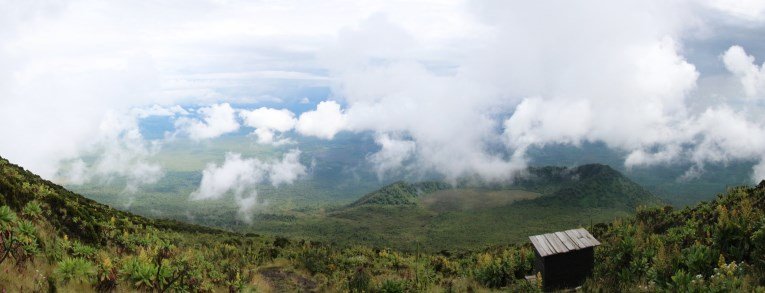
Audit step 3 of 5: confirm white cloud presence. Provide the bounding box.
[268,149,308,186]
[190,150,306,222]
[753,160,765,182]
[235,194,258,223]
[368,133,416,179]
[623,106,765,182]
[132,104,188,118]
[296,100,348,139]
[55,111,164,193]
[723,45,765,99]
[304,1,700,181]
[190,153,266,201]
[2,0,765,187]
[624,146,682,168]
[504,36,699,161]
[705,0,765,22]
[290,0,765,183]
[239,107,297,144]
[175,103,240,140]
[504,98,593,150]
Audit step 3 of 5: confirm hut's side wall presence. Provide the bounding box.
[533,249,544,278]
[541,247,594,290]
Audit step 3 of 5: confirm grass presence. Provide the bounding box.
[68,167,641,253]
[420,188,541,212]
[62,139,717,257]
[241,191,631,252]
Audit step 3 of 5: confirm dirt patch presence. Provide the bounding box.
[258,266,318,292]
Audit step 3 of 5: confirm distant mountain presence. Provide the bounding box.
[349,164,662,210]
[349,181,450,207]
[518,164,663,209]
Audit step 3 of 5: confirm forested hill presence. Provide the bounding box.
[0,157,226,244]
[349,181,450,207]
[520,164,664,209]
[350,163,663,210]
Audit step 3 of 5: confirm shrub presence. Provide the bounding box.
[71,241,98,259]
[681,244,715,276]
[121,256,158,289]
[473,252,516,288]
[348,266,372,292]
[22,201,43,219]
[299,246,333,275]
[16,219,38,238]
[431,255,459,276]
[378,279,407,293]
[56,257,96,284]
[0,205,17,227]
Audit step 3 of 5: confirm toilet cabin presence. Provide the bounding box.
[528,228,601,291]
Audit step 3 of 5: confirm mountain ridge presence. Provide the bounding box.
[0,156,230,245]
[349,163,663,210]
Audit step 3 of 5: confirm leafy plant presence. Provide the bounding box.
[348,266,372,292]
[56,257,96,284]
[0,205,17,227]
[22,201,43,219]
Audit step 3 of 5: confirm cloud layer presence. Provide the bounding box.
[190,150,307,222]
[1,0,765,199]
[175,103,240,140]
[270,0,765,183]
[723,46,765,99]
[240,107,297,145]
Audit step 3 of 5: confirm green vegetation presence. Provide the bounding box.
[420,189,540,212]
[526,142,755,206]
[518,164,663,209]
[240,164,662,251]
[585,182,765,291]
[2,154,765,291]
[350,181,450,207]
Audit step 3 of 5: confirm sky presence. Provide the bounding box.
[2,0,765,208]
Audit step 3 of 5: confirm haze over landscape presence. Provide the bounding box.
[2,0,765,291]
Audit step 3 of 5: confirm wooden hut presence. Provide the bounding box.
[528,228,601,291]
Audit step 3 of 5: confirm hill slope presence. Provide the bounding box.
[1,155,764,291]
[349,181,450,207]
[349,163,662,210]
[0,157,226,244]
[520,164,663,209]
[246,164,659,251]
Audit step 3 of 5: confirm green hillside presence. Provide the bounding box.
[350,181,451,207]
[521,164,663,209]
[2,155,764,291]
[349,164,662,210]
[245,164,661,251]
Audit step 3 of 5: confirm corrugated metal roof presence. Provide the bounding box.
[529,228,601,257]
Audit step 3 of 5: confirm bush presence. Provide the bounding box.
[56,257,96,284]
[121,256,158,289]
[681,244,715,276]
[299,246,334,275]
[22,201,43,219]
[431,255,459,276]
[473,252,517,288]
[378,279,407,293]
[348,266,372,292]
[71,241,98,259]
[0,205,17,227]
